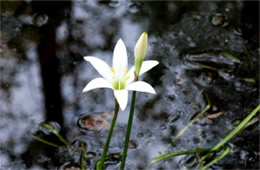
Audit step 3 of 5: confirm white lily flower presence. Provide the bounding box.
[83,39,159,111]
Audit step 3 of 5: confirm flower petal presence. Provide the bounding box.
[84,56,112,81]
[134,32,148,60]
[125,66,135,84]
[139,60,159,76]
[127,81,156,94]
[114,89,128,111]
[113,39,128,74]
[82,77,112,92]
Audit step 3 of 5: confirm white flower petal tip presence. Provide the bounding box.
[83,56,112,80]
[114,90,128,111]
[113,39,128,72]
[117,39,124,45]
[140,60,159,75]
[127,81,156,94]
[82,77,112,92]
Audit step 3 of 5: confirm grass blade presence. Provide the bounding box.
[32,135,62,148]
[151,148,211,165]
[40,122,70,148]
[200,146,231,170]
[80,142,87,170]
[200,104,260,162]
[242,45,254,70]
[220,51,241,63]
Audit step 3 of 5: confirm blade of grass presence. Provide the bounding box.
[32,135,62,148]
[199,64,219,72]
[238,77,256,83]
[244,116,259,129]
[242,45,254,70]
[151,148,211,165]
[200,104,260,162]
[40,122,70,148]
[171,93,211,144]
[200,146,231,170]
[80,142,87,170]
[151,106,259,168]
[221,51,241,63]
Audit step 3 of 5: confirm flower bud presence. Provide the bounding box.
[134,32,148,76]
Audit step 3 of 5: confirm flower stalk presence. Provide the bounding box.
[98,99,120,170]
[120,90,137,170]
[120,32,150,170]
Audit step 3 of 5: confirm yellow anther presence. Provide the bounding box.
[125,69,129,76]
[124,76,130,81]
[111,67,115,73]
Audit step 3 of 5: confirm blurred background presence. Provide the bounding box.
[0,1,259,169]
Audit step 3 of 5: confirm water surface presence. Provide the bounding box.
[0,1,259,169]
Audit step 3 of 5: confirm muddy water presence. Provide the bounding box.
[0,1,259,170]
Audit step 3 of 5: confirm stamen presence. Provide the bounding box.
[125,69,128,76]
[124,76,130,81]
[111,67,115,73]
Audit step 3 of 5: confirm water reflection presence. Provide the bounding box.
[0,1,259,169]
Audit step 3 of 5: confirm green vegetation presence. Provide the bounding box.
[152,104,260,169]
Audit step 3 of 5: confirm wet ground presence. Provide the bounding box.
[0,1,259,170]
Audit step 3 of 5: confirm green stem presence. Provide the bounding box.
[80,142,87,170]
[220,51,241,63]
[199,64,219,72]
[55,133,70,148]
[40,122,70,148]
[243,45,254,70]
[98,100,120,170]
[200,104,260,163]
[120,91,137,170]
[151,148,211,165]
[32,135,62,148]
